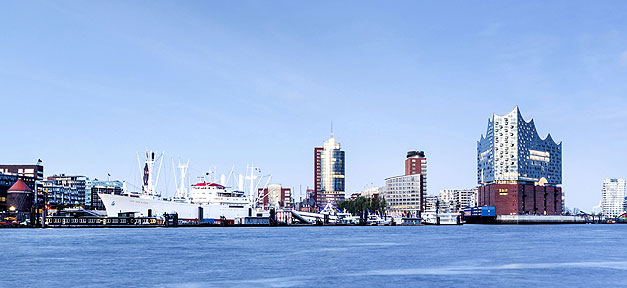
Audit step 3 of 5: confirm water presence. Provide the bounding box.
[1,225,625,287]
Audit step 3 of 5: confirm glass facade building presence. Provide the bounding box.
[40,180,80,207]
[316,134,345,206]
[478,107,562,185]
[46,175,90,207]
[477,107,563,215]
[90,180,124,210]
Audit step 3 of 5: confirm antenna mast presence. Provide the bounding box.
[175,160,189,199]
[153,151,164,197]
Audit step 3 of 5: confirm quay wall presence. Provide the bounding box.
[496,215,587,224]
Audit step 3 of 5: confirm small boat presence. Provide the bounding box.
[423,213,462,225]
[367,214,390,225]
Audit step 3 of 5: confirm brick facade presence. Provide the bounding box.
[313,147,323,205]
[479,183,562,215]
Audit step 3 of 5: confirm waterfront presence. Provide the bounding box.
[1,225,626,287]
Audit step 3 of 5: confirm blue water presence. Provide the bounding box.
[1,225,626,287]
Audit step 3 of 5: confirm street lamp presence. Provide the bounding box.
[9,206,15,212]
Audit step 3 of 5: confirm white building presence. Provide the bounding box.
[601,178,626,218]
[258,184,292,209]
[423,195,439,214]
[439,189,478,213]
[477,106,562,186]
[384,174,421,216]
[361,186,383,198]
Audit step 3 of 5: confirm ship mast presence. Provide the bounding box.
[243,164,273,208]
[244,164,259,196]
[140,150,164,197]
[174,159,189,199]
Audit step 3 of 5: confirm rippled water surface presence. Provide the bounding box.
[1,225,626,287]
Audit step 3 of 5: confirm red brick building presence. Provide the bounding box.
[313,147,323,205]
[478,183,562,215]
[405,151,425,176]
[407,151,427,213]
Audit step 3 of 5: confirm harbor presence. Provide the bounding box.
[2,144,623,228]
[3,2,627,287]
[4,206,608,228]
[3,107,627,229]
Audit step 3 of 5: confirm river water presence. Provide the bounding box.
[1,225,625,287]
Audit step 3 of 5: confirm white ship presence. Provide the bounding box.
[423,213,462,225]
[99,151,268,222]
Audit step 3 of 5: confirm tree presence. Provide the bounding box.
[379,197,387,215]
[338,196,387,216]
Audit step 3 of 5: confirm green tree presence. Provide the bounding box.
[338,196,387,216]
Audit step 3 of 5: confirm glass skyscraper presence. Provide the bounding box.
[315,133,345,207]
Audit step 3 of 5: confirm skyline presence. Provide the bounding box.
[2,1,627,211]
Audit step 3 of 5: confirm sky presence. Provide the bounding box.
[1,1,627,211]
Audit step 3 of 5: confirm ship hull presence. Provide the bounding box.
[98,193,252,220]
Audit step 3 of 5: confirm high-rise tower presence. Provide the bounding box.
[314,132,345,207]
[384,150,426,217]
[405,150,427,194]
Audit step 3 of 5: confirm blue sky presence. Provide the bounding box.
[2,1,627,210]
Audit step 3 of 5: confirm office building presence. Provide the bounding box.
[90,180,124,210]
[257,184,292,209]
[405,151,427,194]
[1,173,19,211]
[46,175,90,208]
[385,174,422,216]
[40,180,80,208]
[0,163,44,180]
[601,178,626,218]
[0,163,43,211]
[383,151,427,216]
[314,147,323,205]
[360,186,383,199]
[439,188,478,213]
[477,107,562,215]
[314,133,345,207]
